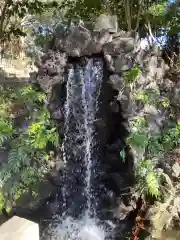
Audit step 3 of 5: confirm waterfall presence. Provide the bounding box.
[43,57,114,240]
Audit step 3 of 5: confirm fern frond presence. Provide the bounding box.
[0,119,13,146]
[8,146,29,173]
[146,171,160,197]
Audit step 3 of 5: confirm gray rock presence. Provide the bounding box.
[117,87,131,114]
[83,30,111,55]
[36,51,67,93]
[114,201,134,220]
[103,37,135,55]
[114,54,134,71]
[144,104,159,115]
[50,105,63,120]
[94,14,118,33]
[173,87,180,102]
[63,25,91,57]
[144,105,165,133]
[29,71,37,84]
[104,54,115,72]
[109,74,123,90]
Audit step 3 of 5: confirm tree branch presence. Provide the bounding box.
[123,0,132,31]
[134,0,143,32]
[0,0,10,39]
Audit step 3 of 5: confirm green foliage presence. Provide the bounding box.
[128,113,180,198]
[148,2,167,17]
[134,88,160,105]
[0,84,59,211]
[146,135,164,158]
[0,0,58,40]
[127,117,148,152]
[0,192,5,211]
[0,120,13,147]
[58,0,168,33]
[160,98,170,108]
[151,169,180,239]
[27,121,59,149]
[161,124,180,150]
[125,65,142,84]
[137,160,161,197]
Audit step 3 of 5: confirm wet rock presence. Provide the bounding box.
[94,14,118,33]
[49,104,64,120]
[94,118,107,128]
[113,201,134,220]
[109,101,120,113]
[107,139,124,152]
[55,154,65,171]
[104,54,115,72]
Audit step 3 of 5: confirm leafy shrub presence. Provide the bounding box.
[124,65,142,84]
[137,159,161,197]
[127,114,180,198]
[133,88,160,105]
[151,169,180,239]
[0,120,14,146]
[0,84,59,211]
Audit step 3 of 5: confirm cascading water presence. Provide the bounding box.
[43,57,115,240]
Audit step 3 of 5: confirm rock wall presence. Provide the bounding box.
[29,15,140,238]
[29,14,180,239]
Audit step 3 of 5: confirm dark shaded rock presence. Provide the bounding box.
[109,74,123,90]
[49,104,64,120]
[117,86,131,113]
[94,14,118,33]
[0,148,8,166]
[114,201,134,220]
[94,118,107,128]
[14,181,55,211]
[109,100,120,113]
[106,139,124,152]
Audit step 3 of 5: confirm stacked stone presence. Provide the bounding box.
[32,14,137,96]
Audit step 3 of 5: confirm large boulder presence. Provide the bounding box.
[63,26,91,57]
[94,14,118,33]
[103,37,135,55]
